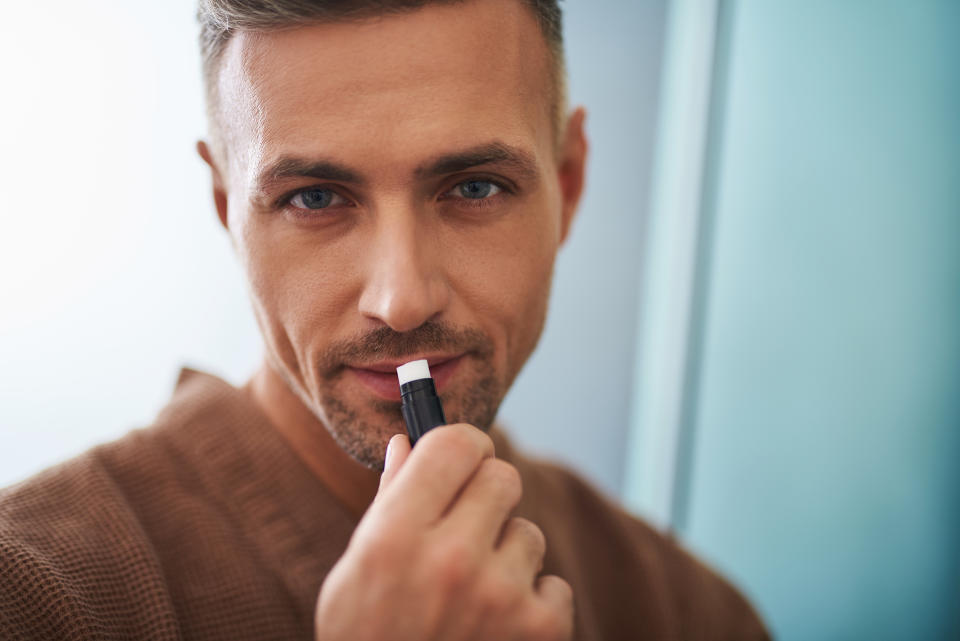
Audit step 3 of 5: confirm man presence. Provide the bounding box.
[0,1,769,639]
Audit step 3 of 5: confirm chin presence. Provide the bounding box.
[318,379,504,472]
[314,393,403,472]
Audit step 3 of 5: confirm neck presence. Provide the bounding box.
[243,361,381,519]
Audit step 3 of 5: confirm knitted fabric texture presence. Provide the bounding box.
[0,369,769,640]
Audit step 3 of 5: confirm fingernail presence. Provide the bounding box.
[384,434,399,470]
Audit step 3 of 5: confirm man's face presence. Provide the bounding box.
[209,0,585,469]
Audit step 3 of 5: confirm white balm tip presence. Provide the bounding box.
[396,359,432,386]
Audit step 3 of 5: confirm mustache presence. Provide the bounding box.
[318,321,494,378]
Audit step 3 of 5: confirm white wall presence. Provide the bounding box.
[0,1,666,500]
[0,1,261,484]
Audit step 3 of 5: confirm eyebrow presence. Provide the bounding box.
[254,141,540,194]
[415,142,540,183]
[256,157,366,194]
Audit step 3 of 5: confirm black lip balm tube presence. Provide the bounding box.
[397,359,447,445]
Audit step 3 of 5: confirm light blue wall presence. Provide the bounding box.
[660,1,960,639]
[499,0,666,497]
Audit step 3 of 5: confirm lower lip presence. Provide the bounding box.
[348,355,463,402]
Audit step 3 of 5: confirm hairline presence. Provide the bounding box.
[200,1,568,167]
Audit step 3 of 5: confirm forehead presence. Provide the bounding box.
[215,0,555,182]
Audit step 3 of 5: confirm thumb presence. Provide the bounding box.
[377,433,411,497]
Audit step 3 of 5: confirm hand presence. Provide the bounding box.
[314,424,574,641]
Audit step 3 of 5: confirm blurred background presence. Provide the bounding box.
[0,1,957,639]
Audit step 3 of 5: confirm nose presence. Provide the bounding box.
[357,208,450,333]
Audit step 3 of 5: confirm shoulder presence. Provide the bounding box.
[0,368,312,640]
[0,447,181,640]
[493,430,770,641]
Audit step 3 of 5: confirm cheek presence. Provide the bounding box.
[446,209,559,375]
[500,236,555,366]
[234,213,360,370]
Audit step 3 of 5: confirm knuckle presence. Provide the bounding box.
[360,512,406,547]
[353,531,401,573]
[431,539,477,590]
[475,572,516,612]
[554,577,574,606]
[503,517,546,566]
[482,459,523,502]
[524,601,573,641]
[512,517,545,550]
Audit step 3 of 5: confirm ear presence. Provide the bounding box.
[196,140,230,230]
[557,107,588,245]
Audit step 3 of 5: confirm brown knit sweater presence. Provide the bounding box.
[0,369,769,640]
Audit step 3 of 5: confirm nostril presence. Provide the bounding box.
[358,272,450,334]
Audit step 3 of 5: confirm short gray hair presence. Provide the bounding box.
[197,0,567,153]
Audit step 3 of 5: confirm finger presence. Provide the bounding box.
[387,424,495,523]
[376,434,411,497]
[443,459,523,548]
[535,575,575,638]
[494,517,546,581]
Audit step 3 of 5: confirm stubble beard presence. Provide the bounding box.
[316,363,501,472]
[293,322,504,472]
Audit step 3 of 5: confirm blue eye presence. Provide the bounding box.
[457,180,501,199]
[290,188,341,210]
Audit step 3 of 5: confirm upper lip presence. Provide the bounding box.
[348,354,463,374]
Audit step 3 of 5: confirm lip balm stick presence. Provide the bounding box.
[396,359,447,445]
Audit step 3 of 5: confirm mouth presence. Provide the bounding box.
[345,353,465,402]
